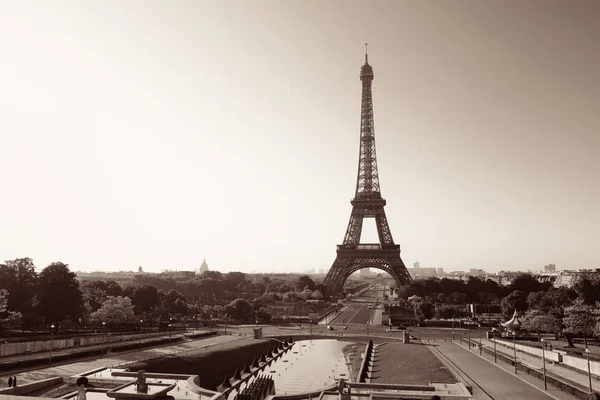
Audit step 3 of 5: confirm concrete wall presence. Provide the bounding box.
[0,331,166,357]
[492,339,562,362]
[561,353,600,378]
[0,377,63,396]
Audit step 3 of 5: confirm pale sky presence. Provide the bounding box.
[1,1,599,274]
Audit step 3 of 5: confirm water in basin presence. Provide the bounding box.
[228,339,354,398]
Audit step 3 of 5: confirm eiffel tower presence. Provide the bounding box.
[323,46,413,295]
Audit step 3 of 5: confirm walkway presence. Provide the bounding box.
[473,338,600,394]
[433,341,575,400]
[0,334,241,387]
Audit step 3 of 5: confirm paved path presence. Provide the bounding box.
[434,341,575,400]
[370,306,383,325]
[475,338,600,394]
[0,335,241,387]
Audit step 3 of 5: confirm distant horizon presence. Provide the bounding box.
[66,263,588,275]
[2,1,599,274]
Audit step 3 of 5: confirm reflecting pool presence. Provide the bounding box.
[227,339,355,397]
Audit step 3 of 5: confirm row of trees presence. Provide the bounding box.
[397,273,600,342]
[0,258,327,331]
[397,274,553,305]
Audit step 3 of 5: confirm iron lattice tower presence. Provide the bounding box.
[323,46,413,295]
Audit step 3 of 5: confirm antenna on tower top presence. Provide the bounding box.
[365,43,368,63]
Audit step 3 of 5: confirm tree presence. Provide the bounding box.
[224,272,247,288]
[0,258,38,326]
[0,289,23,331]
[256,307,272,323]
[80,282,108,313]
[295,275,316,292]
[522,309,561,337]
[0,289,7,313]
[571,275,600,305]
[282,292,299,302]
[435,304,469,320]
[297,289,313,301]
[509,273,551,295]
[131,285,160,317]
[37,262,83,324]
[90,296,136,327]
[311,290,324,300]
[563,300,596,339]
[225,298,254,322]
[500,290,528,319]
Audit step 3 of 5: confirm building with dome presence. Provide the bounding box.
[197,257,209,274]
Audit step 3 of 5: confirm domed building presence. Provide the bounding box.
[198,258,209,274]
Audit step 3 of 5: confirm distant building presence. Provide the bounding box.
[197,258,209,274]
[360,268,371,276]
[549,269,600,287]
[409,263,442,279]
[544,263,556,272]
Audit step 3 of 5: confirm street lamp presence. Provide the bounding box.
[49,324,55,366]
[585,347,593,395]
[224,314,228,335]
[478,323,482,355]
[139,320,143,351]
[512,330,517,374]
[452,320,455,342]
[169,317,173,344]
[541,338,548,390]
[79,318,82,347]
[101,322,106,357]
[493,334,497,363]
[467,322,471,351]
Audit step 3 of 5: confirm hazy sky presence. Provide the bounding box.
[1,1,599,274]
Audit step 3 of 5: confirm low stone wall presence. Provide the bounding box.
[0,331,168,357]
[492,339,562,362]
[492,338,600,378]
[0,377,63,396]
[317,304,344,323]
[562,353,600,379]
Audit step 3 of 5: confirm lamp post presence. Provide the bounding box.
[49,324,55,366]
[169,317,173,344]
[79,318,82,347]
[452,320,455,342]
[478,323,482,355]
[585,347,593,396]
[139,320,143,351]
[512,330,518,374]
[224,314,228,335]
[101,322,106,357]
[493,334,497,363]
[541,338,548,390]
[467,322,471,351]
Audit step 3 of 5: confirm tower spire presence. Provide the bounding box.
[365,43,368,63]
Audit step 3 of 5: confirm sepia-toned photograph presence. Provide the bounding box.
[0,1,599,400]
